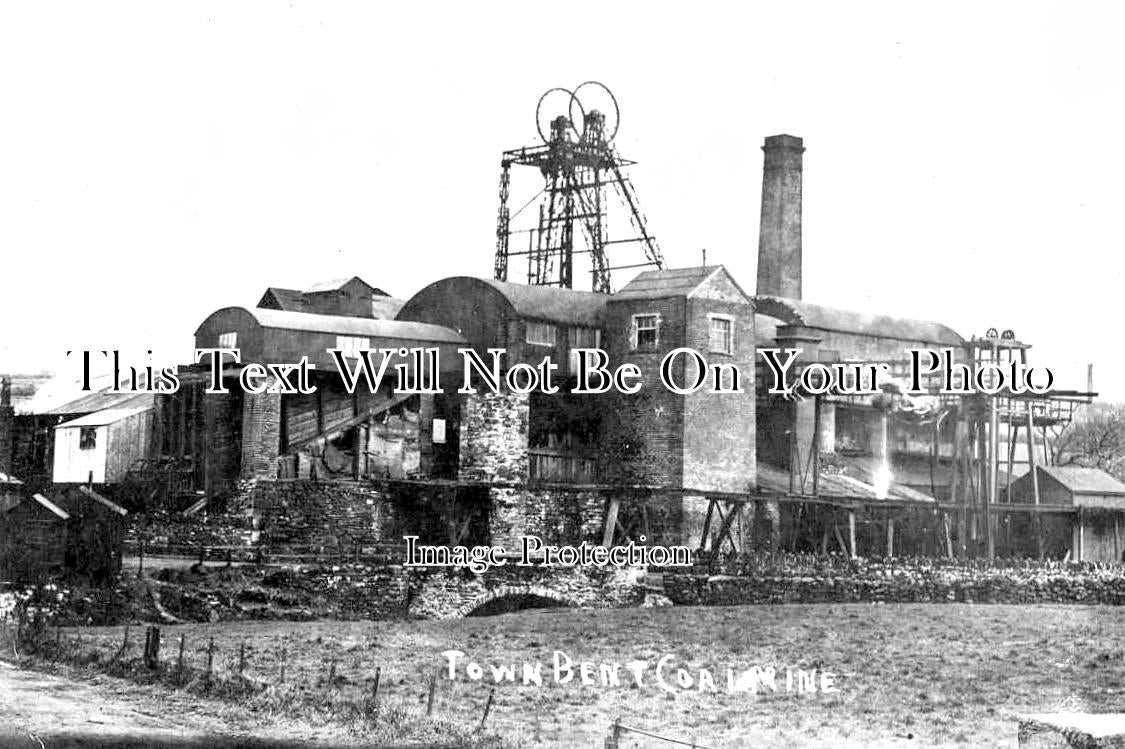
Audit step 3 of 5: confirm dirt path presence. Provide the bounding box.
[0,660,217,748]
[0,660,340,749]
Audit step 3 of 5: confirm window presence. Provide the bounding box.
[336,336,371,357]
[79,427,97,450]
[570,326,601,349]
[632,314,660,350]
[709,315,734,354]
[568,327,603,374]
[526,322,557,346]
[218,331,237,348]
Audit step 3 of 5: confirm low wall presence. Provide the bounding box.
[665,554,1125,606]
[149,560,645,622]
[407,562,644,620]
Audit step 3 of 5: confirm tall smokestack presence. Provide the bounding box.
[756,134,805,299]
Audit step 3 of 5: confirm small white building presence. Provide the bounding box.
[53,406,152,484]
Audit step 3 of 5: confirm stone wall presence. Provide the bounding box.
[488,486,607,549]
[459,391,528,483]
[407,561,645,620]
[245,480,401,550]
[665,554,1125,606]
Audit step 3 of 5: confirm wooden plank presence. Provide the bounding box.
[833,523,849,556]
[601,498,620,548]
[713,503,742,554]
[848,510,857,559]
[699,499,716,552]
[1027,408,1044,561]
[1114,513,1120,563]
[1078,507,1085,563]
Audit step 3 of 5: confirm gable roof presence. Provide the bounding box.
[304,276,385,295]
[258,287,308,312]
[613,266,750,301]
[754,296,964,346]
[58,406,150,429]
[1037,466,1125,495]
[44,390,153,417]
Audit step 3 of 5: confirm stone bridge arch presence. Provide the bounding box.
[450,584,581,619]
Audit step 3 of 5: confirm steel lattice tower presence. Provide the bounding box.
[493,82,665,294]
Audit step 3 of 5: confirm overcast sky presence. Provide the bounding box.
[1,2,1123,402]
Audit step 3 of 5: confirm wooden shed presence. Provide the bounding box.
[52,406,152,484]
[0,491,70,578]
[1009,465,1125,562]
[0,484,127,583]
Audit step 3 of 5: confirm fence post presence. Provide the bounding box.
[144,626,160,669]
[605,717,622,749]
[177,635,185,677]
[426,670,437,716]
[206,637,214,682]
[115,625,130,661]
[371,665,381,701]
[478,688,494,731]
[279,647,286,683]
[238,642,245,675]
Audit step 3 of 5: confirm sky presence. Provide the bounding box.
[1,2,1123,403]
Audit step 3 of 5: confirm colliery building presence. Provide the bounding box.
[4,134,1112,565]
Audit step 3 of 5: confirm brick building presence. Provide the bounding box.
[121,133,1085,562]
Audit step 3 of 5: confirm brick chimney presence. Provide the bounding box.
[756,134,805,299]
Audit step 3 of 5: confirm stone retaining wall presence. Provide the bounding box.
[665,554,1125,606]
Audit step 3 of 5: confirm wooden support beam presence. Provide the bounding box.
[886,515,895,558]
[714,503,742,555]
[699,499,716,552]
[833,523,849,556]
[1114,513,1120,563]
[1027,408,1044,561]
[942,511,954,560]
[848,510,857,559]
[1078,507,1085,563]
[601,498,620,548]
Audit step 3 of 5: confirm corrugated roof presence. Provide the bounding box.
[371,297,406,320]
[756,461,935,502]
[475,279,608,327]
[754,296,964,346]
[614,266,722,299]
[58,406,150,428]
[234,307,467,344]
[1038,466,1125,495]
[45,390,153,416]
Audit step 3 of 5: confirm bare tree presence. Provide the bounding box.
[1050,403,1125,478]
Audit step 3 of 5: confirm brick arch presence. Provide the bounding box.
[450,584,580,619]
